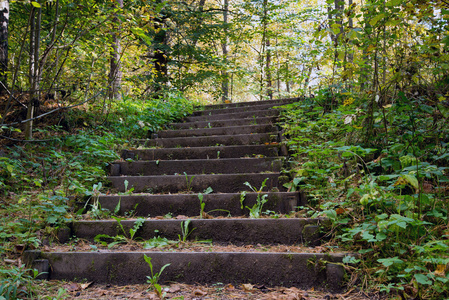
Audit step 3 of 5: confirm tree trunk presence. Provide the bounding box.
[0,0,9,94]
[25,3,41,140]
[109,0,123,100]
[221,0,229,103]
[266,38,272,100]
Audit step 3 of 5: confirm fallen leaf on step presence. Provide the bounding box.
[63,283,81,292]
[176,215,188,219]
[193,288,207,296]
[283,287,304,300]
[201,212,213,219]
[168,284,182,293]
[80,282,93,290]
[242,283,254,291]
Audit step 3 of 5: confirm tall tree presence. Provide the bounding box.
[0,0,9,94]
[109,0,123,100]
[25,1,42,140]
[221,0,229,103]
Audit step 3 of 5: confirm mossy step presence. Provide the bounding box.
[121,145,282,161]
[169,116,277,130]
[156,124,277,138]
[191,102,290,116]
[183,109,279,122]
[109,157,283,176]
[69,218,325,245]
[139,132,279,148]
[200,97,301,110]
[24,250,347,291]
[95,192,305,217]
[108,172,287,193]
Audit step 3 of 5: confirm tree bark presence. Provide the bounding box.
[109,0,123,100]
[0,0,9,94]
[25,3,41,140]
[221,0,229,103]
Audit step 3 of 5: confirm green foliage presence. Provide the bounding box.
[0,267,40,299]
[280,94,449,298]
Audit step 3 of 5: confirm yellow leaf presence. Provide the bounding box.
[435,264,447,277]
[331,23,341,35]
[242,284,253,291]
[31,1,41,8]
[439,96,446,102]
[383,104,392,108]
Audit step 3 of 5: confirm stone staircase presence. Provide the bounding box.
[24,97,349,292]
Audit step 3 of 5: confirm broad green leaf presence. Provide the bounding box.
[378,257,403,267]
[414,273,432,285]
[386,0,401,7]
[331,24,341,35]
[369,13,385,26]
[31,1,41,8]
[401,174,419,191]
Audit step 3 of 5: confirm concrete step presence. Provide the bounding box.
[95,192,305,217]
[121,145,282,161]
[109,157,283,176]
[169,116,276,130]
[183,109,279,123]
[24,250,347,291]
[140,132,278,148]
[191,102,292,116]
[108,173,287,193]
[69,218,324,245]
[201,97,302,110]
[156,124,277,138]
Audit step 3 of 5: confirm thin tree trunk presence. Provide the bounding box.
[109,0,123,100]
[0,0,9,94]
[221,0,229,103]
[25,3,41,140]
[266,38,272,100]
[347,0,354,90]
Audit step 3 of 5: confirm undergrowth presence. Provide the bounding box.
[279,89,449,299]
[0,92,196,299]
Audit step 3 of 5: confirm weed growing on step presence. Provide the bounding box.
[198,187,213,218]
[179,219,195,242]
[144,255,170,298]
[183,172,195,193]
[94,217,145,248]
[240,178,269,218]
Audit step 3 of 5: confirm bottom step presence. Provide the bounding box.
[24,251,348,292]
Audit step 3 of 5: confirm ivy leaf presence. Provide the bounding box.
[378,257,403,267]
[386,0,401,7]
[369,13,385,26]
[414,273,432,285]
[31,2,41,8]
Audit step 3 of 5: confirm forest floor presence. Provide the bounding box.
[36,280,375,300]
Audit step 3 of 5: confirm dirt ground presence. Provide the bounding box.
[35,281,378,300]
